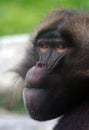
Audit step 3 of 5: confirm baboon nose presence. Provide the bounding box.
[37,62,45,68]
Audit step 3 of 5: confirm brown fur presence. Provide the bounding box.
[13,9,89,130]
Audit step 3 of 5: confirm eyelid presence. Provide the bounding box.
[55,42,67,48]
[36,39,67,48]
[37,39,47,44]
[37,41,49,50]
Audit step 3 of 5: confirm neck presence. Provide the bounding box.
[54,101,89,130]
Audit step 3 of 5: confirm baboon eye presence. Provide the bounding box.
[56,44,64,49]
[37,40,49,52]
[39,43,49,52]
[55,43,68,53]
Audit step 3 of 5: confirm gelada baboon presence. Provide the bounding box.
[14,9,89,130]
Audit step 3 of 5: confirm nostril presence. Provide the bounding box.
[37,62,45,68]
[38,63,44,68]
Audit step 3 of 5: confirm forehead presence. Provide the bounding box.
[35,28,62,41]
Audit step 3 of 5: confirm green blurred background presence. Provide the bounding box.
[1,0,89,36]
